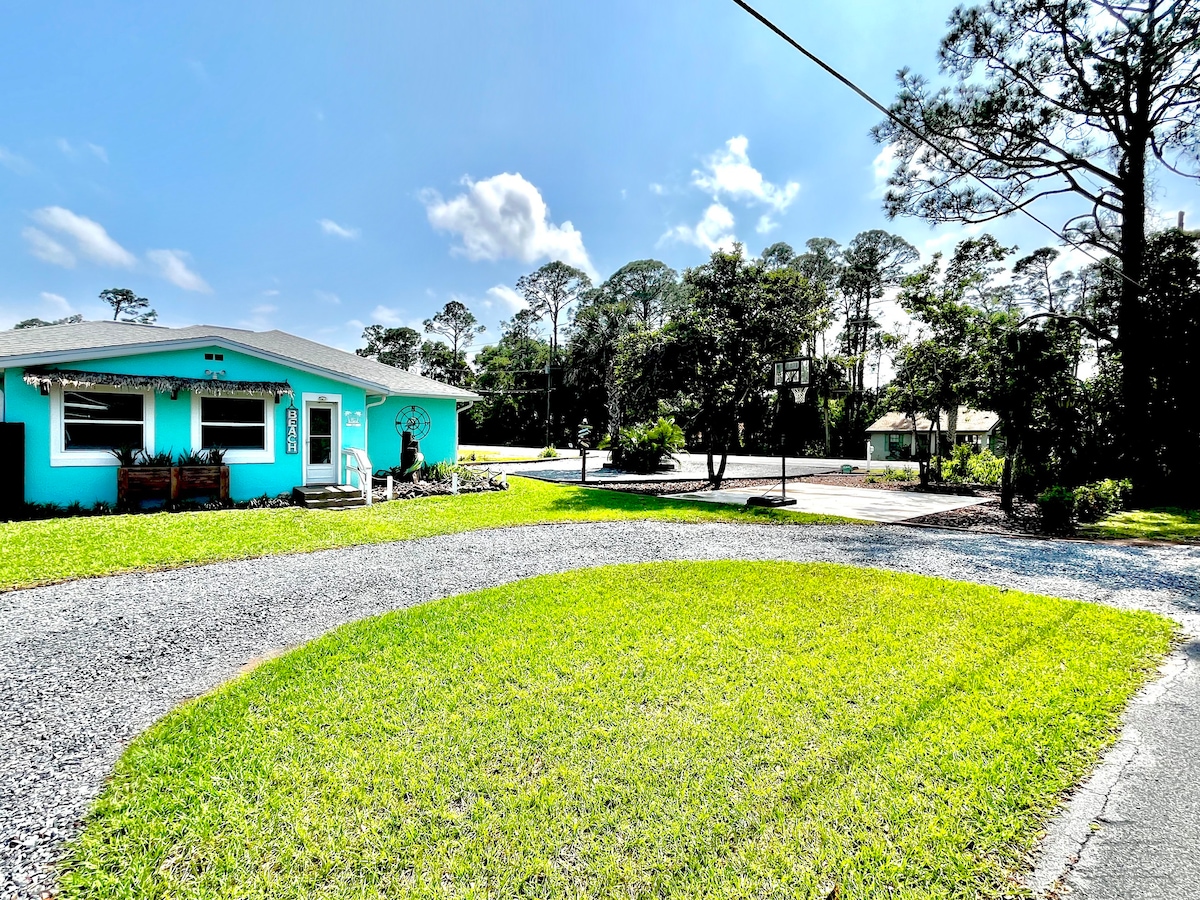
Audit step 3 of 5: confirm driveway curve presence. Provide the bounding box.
[2,521,1198,900]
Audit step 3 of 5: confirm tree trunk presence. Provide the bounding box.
[822,393,831,457]
[1000,441,1020,514]
[946,402,958,448]
[705,430,730,488]
[1119,25,1154,502]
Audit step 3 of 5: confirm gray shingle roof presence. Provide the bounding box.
[0,321,478,401]
[866,408,999,433]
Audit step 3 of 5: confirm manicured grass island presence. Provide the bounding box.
[0,477,854,592]
[62,561,1173,899]
[1080,507,1200,543]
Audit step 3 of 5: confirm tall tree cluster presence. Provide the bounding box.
[874,0,1200,500]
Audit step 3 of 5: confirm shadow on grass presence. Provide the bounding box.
[540,482,846,524]
[1080,507,1200,543]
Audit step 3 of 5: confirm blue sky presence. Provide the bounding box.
[1,1,1193,352]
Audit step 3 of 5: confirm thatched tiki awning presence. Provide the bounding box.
[23,367,294,398]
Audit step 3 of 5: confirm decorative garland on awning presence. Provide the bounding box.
[22,367,294,398]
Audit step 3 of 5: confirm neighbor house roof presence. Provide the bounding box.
[0,321,479,401]
[866,408,999,434]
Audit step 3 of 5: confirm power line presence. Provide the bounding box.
[729,0,1143,291]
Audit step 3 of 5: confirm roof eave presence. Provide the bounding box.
[0,337,474,401]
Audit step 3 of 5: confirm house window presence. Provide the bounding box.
[50,385,156,468]
[191,393,274,464]
[63,390,145,450]
[200,397,267,450]
[886,433,905,453]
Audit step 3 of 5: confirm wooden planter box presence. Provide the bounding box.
[175,465,231,503]
[117,466,174,509]
[117,465,231,508]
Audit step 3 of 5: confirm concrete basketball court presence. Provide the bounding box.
[667,481,992,523]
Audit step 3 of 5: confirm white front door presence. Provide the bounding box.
[305,401,339,484]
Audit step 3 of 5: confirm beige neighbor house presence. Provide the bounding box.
[866,408,1002,461]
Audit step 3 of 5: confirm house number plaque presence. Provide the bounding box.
[285,406,299,454]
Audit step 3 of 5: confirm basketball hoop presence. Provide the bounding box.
[791,386,808,404]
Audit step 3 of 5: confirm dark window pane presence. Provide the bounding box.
[63,391,143,422]
[65,422,143,450]
[309,407,332,435]
[202,424,266,450]
[201,397,265,425]
[309,436,332,464]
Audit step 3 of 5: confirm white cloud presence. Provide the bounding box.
[421,172,595,277]
[30,206,136,268]
[253,304,277,315]
[57,139,106,163]
[649,182,665,195]
[314,290,342,305]
[146,248,212,292]
[23,228,76,268]
[370,305,406,327]
[0,146,33,175]
[660,202,738,253]
[40,292,74,314]
[318,218,360,239]
[486,284,527,313]
[262,288,280,297]
[692,136,799,212]
[756,214,778,235]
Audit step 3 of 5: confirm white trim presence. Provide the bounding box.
[301,392,341,486]
[0,337,478,401]
[190,392,276,465]
[49,383,156,468]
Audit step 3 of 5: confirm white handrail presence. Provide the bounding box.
[342,447,373,506]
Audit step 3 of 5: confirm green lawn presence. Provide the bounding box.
[0,478,853,592]
[62,561,1173,900]
[1080,507,1200,543]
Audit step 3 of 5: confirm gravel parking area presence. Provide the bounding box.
[2,521,1198,899]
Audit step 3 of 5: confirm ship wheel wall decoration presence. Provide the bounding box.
[394,405,432,440]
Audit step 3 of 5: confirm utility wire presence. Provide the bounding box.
[729,0,1143,290]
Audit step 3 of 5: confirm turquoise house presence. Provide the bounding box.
[0,321,478,507]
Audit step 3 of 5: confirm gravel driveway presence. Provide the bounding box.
[3,521,1198,899]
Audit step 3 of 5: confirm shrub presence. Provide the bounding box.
[940,445,1004,486]
[538,446,558,458]
[1036,485,1076,533]
[1073,478,1133,523]
[611,417,685,473]
[420,461,458,483]
[968,449,1005,486]
[865,467,917,484]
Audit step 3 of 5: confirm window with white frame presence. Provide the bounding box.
[63,390,145,450]
[49,385,155,467]
[192,394,274,463]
